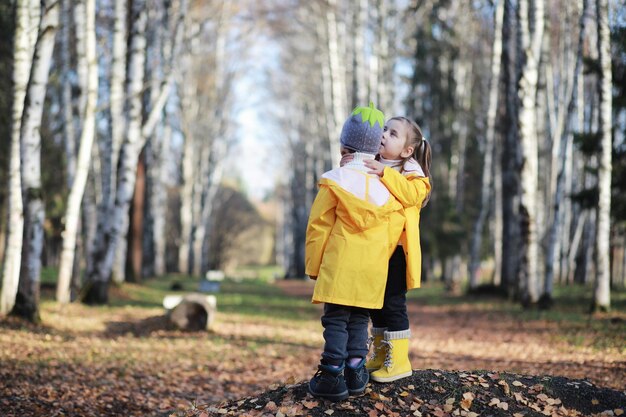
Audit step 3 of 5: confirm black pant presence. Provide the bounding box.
[321,303,370,366]
[369,246,409,331]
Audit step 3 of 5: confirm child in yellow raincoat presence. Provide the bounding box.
[361,116,432,383]
[305,103,406,401]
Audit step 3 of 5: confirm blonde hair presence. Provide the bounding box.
[389,116,433,207]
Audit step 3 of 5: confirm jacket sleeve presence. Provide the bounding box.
[380,167,431,208]
[305,185,338,278]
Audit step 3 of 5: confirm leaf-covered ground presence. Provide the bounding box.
[0,277,624,416]
[182,370,626,417]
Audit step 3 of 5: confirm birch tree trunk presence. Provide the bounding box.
[351,0,367,107]
[326,0,346,167]
[56,0,97,303]
[517,0,544,306]
[141,2,165,279]
[593,0,612,311]
[1,0,34,315]
[85,0,147,303]
[14,0,60,321]
[316,8,334,161]
[544,0,587,302]
[469,0,504,289]
[178,59,198,274]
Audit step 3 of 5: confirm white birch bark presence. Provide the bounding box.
[469,0,504,289]
[1,0,34,315]
[353,0,367,106]
[110,0,148,285]
[141,2,165,279]
[57,0,98,304]
[85,0,147,302]
[177,48,198,274]
[110,0,127,177]
[375,0,389,111]
[316,9,335,159]
[326,0,346,168]
[517,0,544,305]
[545,0,587,298]
[153,119,171,276]
[15,0,60,321]
[594,0,612,310]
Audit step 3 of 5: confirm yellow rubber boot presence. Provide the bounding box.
[370,330,412,383]
[365,327,387,372]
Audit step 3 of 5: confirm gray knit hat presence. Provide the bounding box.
[339,102,385,154]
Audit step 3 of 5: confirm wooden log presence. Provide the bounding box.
[163,293,216,331]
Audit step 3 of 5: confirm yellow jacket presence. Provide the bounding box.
[380,167,431,289]
[305,177,405,309]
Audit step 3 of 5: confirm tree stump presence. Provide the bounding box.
[163,293,216,331]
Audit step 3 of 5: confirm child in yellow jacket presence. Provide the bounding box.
[305,103,405,401]
[363,116,432,383]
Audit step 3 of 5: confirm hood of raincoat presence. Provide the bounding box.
[319,178,404,230]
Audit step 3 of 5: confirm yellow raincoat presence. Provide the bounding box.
[305,177,405,309]
[380,167,431,289]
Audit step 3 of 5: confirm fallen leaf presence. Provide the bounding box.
[400,391,410,397]
[368,409,378,417]
[265,401,277,411]
[446,398,455,405]
[497,402,509,411]
[592,399,600,405]
[285,376,296,385]
[489,398,500,406]
[324,410,334,415]
[616,409,624,416]
[460,399,472,410]
[462,392,475,401]
[408,385,415,390]
[498,380,511,395]
[433,408,445,417]
[512,381,524,387]
[537,393,549,401]
[276,411,285,417]
[302,400,318,409]
[375,402,385,411]
[444,404,454,412]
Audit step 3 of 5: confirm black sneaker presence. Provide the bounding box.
[345,357,369,395]
[308,363,349,402]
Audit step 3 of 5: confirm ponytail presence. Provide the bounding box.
[415,138,432,207]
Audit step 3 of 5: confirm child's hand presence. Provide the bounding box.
[364,159,385,176]
[340,153,354,167]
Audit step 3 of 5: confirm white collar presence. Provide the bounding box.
[344,152,376,171]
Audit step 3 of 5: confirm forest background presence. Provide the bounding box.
[0,0,625,415]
